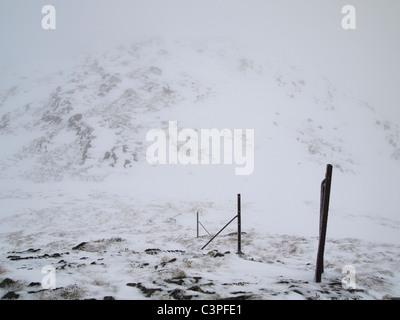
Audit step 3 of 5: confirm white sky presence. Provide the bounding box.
[0,0,399,118]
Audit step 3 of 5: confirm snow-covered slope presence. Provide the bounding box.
[0,38,399,300]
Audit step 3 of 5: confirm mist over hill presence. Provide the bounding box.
[1,37,399,179]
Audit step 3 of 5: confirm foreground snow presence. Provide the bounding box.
[0,181,399,300]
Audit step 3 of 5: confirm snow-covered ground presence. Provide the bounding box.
[0,38,399,300]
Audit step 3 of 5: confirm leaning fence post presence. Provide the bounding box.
[315,164,333,283]
[237,194,243,255]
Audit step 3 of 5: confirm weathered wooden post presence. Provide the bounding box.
[315,164,333,282]
[237,193,243,255]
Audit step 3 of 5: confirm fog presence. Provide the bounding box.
[1,0,399,118]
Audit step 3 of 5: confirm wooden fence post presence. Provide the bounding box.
[237,194,243,255]
[315,164,333,282]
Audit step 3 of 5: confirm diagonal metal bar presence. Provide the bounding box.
[201,215,238,250]
[198,220,211,236]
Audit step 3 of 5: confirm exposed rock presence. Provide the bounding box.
[126,282,162,298]
[145,248,161,255]
[188,285,215,295]
[169,288,194,300]
[1,291,19,300]
[7,252,62,261]
[28,282,41,287]
[72,242,88,250]
[0,278,16,288]
[165,278,185,286]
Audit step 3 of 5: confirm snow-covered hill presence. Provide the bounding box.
[0,38,399,300]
